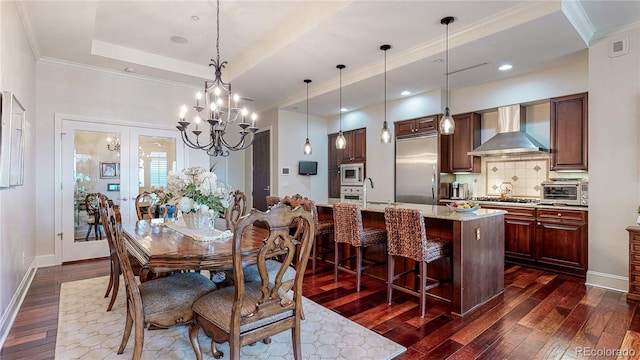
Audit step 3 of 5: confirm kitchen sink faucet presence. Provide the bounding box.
[363,177,374,207]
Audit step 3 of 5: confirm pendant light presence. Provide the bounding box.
[303,79,312,155]
[439,16,455,135]
[380,44,392,143]
[335,64,347,149]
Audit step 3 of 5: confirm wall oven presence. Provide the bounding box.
[340,163,364,186]
[540,180,588,206]
[340,186,363,202]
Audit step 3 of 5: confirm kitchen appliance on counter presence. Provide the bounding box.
[540,180,588,206]
[395,135,438,204]
[340,163,364,186]
[450,182,468,200]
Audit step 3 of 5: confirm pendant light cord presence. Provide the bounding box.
[306,81,309,137]
[446,21,449,108]
[339,67,342,131]
[216,0,220,66]
[384,48,387,123]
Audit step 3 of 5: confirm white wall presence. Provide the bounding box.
[35,61,212,258]
[587,27,640,290]
[277,109,328,201]
[0,0,37,345]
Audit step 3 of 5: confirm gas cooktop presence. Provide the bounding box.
[470,197,539,204]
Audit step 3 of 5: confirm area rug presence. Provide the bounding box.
[55,276,406,360]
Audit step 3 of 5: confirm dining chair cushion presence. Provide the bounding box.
[140,272,217,324]
[193,282,294,334]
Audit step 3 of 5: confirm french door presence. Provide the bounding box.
[57,118,184,263]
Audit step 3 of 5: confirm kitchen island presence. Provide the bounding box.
[316,201,506,316]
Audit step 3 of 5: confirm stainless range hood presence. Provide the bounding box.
[467,104,549,156]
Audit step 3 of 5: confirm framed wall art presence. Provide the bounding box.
[0,92,26,187]
[100,162,119,178]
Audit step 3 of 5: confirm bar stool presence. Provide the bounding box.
[333,203,386,292]
[384,207,451,318]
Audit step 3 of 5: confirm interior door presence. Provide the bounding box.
[252,130,270,211]
[60,121,130,262]
[59,120,183,263]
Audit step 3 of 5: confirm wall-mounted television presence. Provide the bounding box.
[298,161,318,175]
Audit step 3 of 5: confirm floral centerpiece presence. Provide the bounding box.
[161,167,231,229]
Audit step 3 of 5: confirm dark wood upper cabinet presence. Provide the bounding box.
[340,128,366,163]
[550,92,588,170]
[327,133,341,199]
[328,129,366,198]
[440,112,481,173]
[395,115,438,138]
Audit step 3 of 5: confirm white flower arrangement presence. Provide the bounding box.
[161,166,231,215]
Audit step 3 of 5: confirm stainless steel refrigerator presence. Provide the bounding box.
[395,135,438,204]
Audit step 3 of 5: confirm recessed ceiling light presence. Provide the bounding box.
[191,15,199,21]
[498,64,513,71]
[124,67,136,73]
[170,35,188,44]
[401,90,411,96]
[340,108,348,112]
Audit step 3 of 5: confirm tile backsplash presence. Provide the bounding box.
[451,154,588,199]
[485,158,549,198]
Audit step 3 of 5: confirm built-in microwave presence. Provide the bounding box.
[540,180,588,206]
[340,163,364,186]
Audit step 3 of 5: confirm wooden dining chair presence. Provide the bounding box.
[135,191,168,220]
[188,204,316,360]
[266,195,281,209]
[384,207,451,318]
[84,193,102,240]
[225,190,247,230]
[333,202,387,292]
[101,198,218,360]
[279,195,334,274]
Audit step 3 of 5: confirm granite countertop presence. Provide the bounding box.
[317,199,506,222]
[439,199,589,212]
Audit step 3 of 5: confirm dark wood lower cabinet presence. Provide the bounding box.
[480,205,587,277]
[536,220,586,269]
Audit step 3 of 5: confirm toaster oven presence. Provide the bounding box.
[540,180,588,206]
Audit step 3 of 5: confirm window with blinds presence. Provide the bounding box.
[149,151,168,187]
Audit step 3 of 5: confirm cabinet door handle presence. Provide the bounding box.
[558,213,562,217]
[538,222,541,225]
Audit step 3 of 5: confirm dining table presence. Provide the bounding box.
[121,219,268,272]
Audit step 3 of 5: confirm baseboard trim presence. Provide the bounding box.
[0,260,38,349]
[585,270,627,293]
[35,254,57,267]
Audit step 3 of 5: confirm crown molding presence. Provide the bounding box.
[561,0,595,46]
[38,57,199,90]
[14,1,40,61]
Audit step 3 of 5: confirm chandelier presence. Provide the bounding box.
[176,0,258,157]
[106,136,120,152]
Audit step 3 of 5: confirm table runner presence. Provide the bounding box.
[164,219,233,242]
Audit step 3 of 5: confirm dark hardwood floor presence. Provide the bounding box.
[2,259,639,359]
